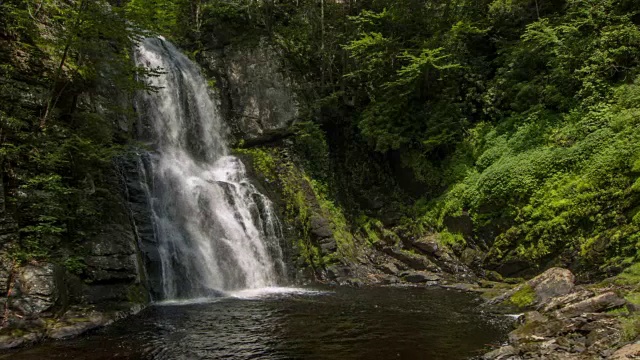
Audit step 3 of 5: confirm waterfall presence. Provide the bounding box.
[133,37,286,300]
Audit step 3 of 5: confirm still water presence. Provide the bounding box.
[2,286,511,360]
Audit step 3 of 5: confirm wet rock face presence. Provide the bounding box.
[198,37,298,144]
[84,225,139,284]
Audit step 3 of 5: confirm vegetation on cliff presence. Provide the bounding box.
[188,0,640,280]
[0,0,157,267]
[2,0,640,283]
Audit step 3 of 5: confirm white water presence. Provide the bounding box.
[134,38,286,300]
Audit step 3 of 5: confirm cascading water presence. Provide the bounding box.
[133,37,286,300]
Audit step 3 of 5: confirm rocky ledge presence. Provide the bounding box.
[0,303,143,350]
[481,268,639,360]
[0,255,147,350]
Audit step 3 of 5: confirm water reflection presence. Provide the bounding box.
[1,286,511,360]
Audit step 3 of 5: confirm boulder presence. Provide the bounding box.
[402,271,441,283]
[539,289,594,313]
[527,267,575,304]
[555,292,626,319]
[412,238,439,255]
[47,312,108,340]
[12,263,62,317]
[611,343,640,359]
[491,267,575,308]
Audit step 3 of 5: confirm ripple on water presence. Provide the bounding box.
[1,286,513,360]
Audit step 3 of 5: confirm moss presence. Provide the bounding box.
[126,284,149,304]
[626,292,640,306]
[437,230,466,247]
[357,215,382,246]
[479,281,516,299]
[68,317,90,323]
[310,178,358,261]
[619,315,640,342]
[63,256,86,275]
[613,262,640,286]
[235,148,278,182]
[509,285,536,308]
[238,144,362,268]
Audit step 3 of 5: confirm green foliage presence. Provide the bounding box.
[619,315,640,342]
[126,0,181,35]
[309,179,358,261]
[292,122,330,181]
[63,256,86,275]
[240,144,359,267]
[356,215,384,246]
[235,148,278,182]
[438,231,467,248]
[612,263,640,287]
[0,0,149,264]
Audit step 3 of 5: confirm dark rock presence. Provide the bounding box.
[325,264,350,281]
[319,238,337,254]
[460,247,485,269]
[485,270,504,282]
[579,317,617,332]
[378,262,400,276]
[443,213,473,238]
[403,271,441,283]
[85,226,136,256]
[85,254,138,283]
[384,247,440,272]
[508,317,565,343]
[343,278,365,287]
[199,38,298,144]
[309,215,333,239]
[379,275,399,285]
[0,332,43,350]
[585,323,620,350]
[83,284,138,304]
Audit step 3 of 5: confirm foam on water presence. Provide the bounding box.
[155,287,328,306]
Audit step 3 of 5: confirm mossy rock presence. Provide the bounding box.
[509,285,536,308]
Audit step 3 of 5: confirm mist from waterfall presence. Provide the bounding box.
[133,37,286,300]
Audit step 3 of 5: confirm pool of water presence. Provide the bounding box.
[1,286,512,360]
